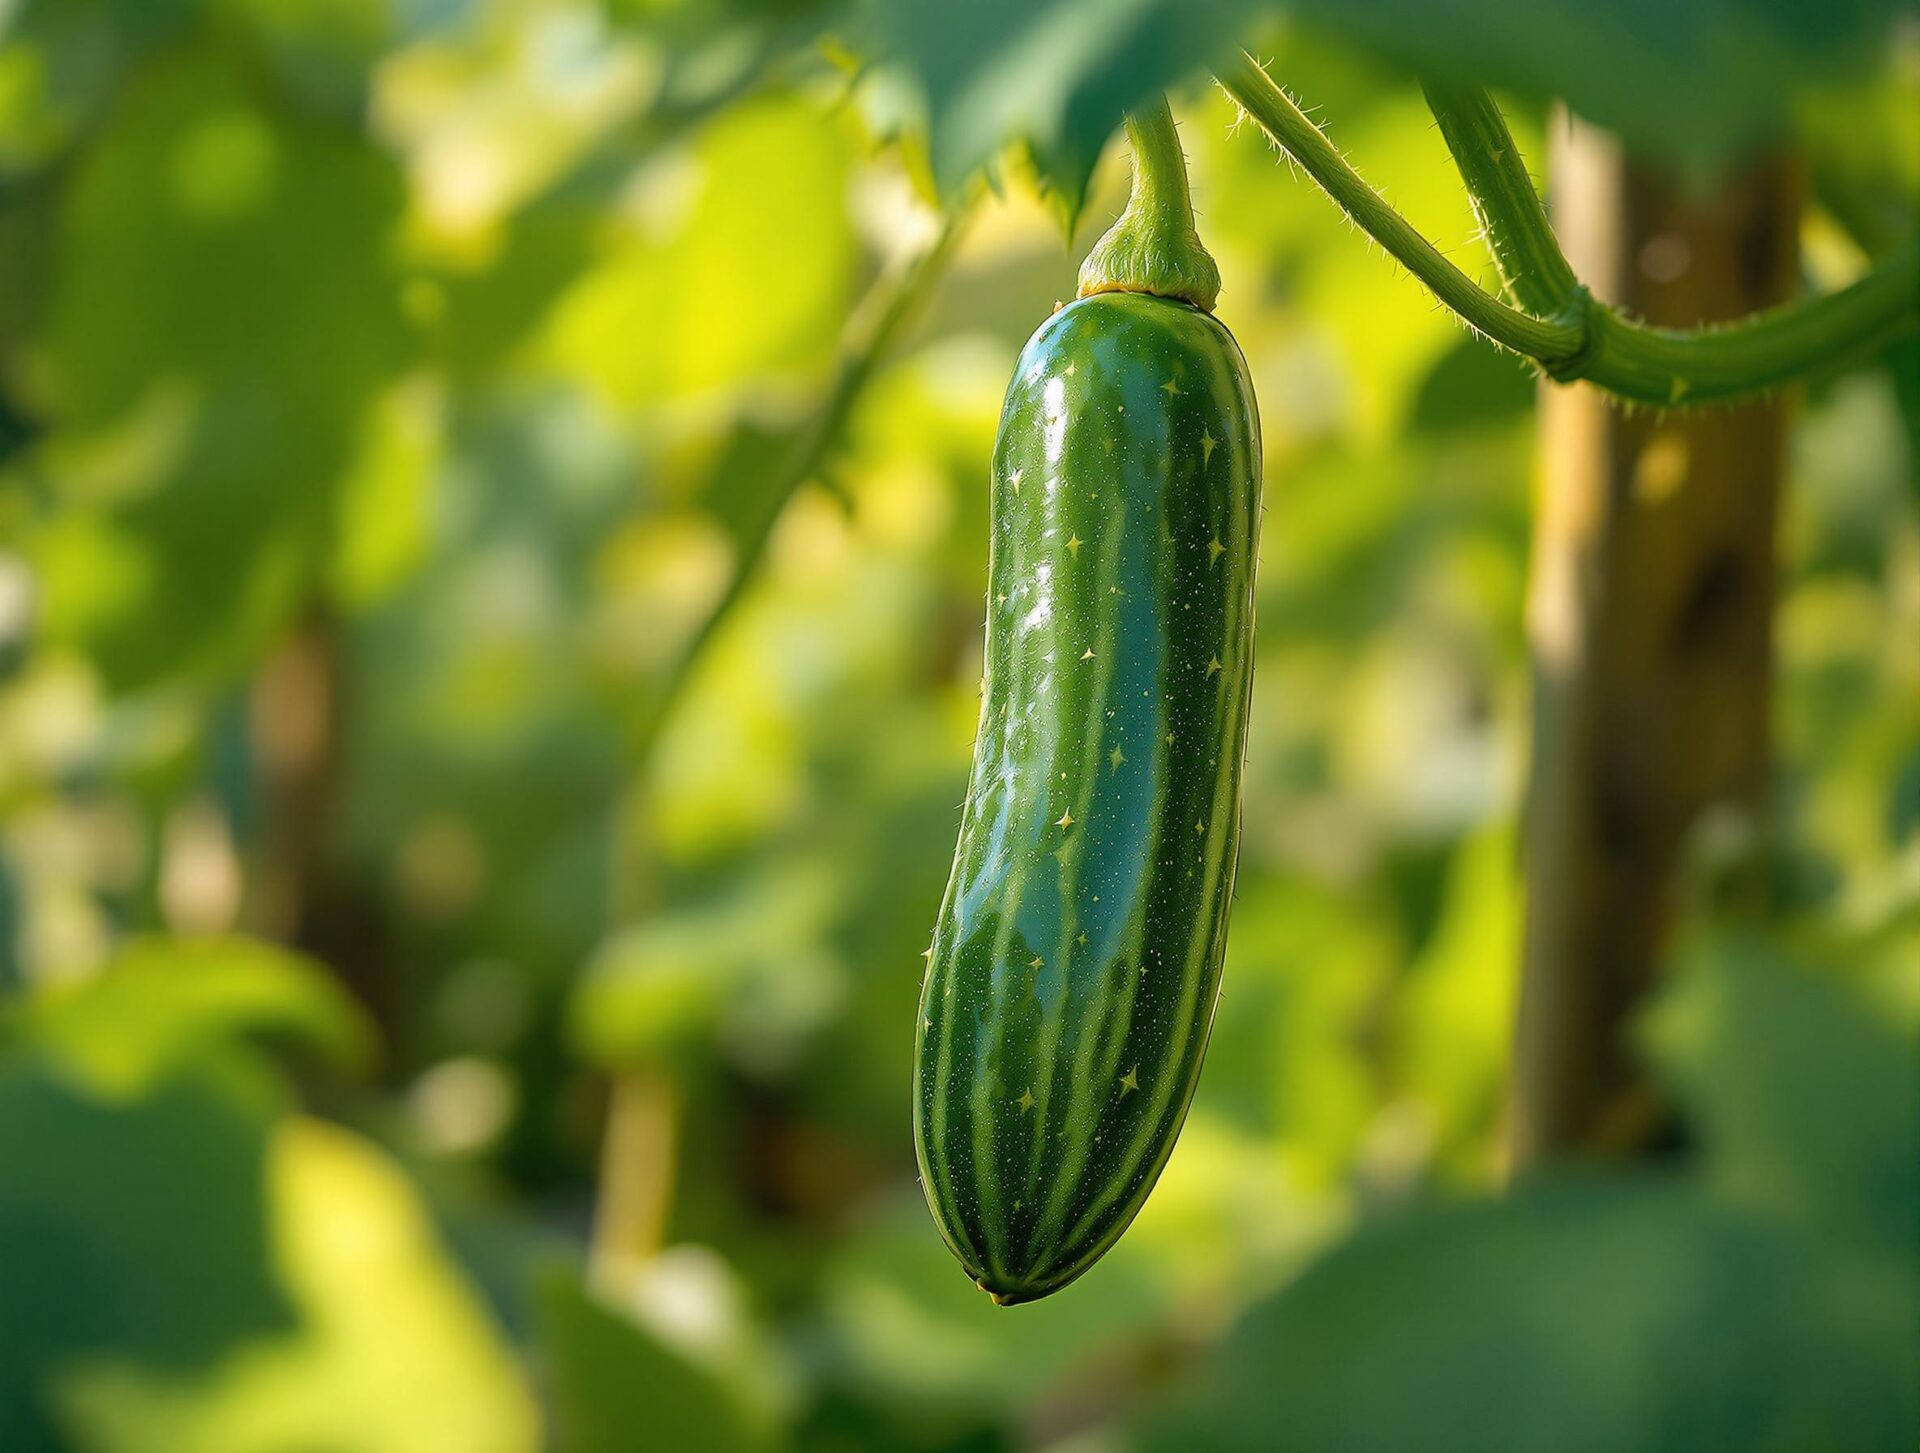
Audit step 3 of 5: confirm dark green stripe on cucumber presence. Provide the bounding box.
[914,290,1262,1305]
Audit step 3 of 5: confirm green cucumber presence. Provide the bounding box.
[913,289,1262,1304]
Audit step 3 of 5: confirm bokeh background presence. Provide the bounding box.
[0,2,1915,1450]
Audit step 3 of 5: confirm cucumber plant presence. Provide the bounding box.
[914,99,1261,1304]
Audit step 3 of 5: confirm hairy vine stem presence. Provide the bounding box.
[1216,52,1920,406]
[1419,77,1579,318]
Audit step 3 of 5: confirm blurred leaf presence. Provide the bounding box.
[432,195,601,381]
[813,1196,1164,1422]
[0,857,18,991]
[570,861,843,1071]
[0,164,61,371]
[1193,876,1396,1170]
[327,376,443,609]
[29,47,408,691]
[53,1117,540,1453]
[572,929,729,1064]
[1282,0,1912,169]
[862,0,1913,198]
[1886,346,1920,504]
[863,0,1255,230]
[1808,58,1920,486]
[11,936,374,1095]
[1801,51,1920,258]
[1645,932,1920,1250]
[700,413,822,550]
[0,1057,288,1450]
[535,1265,774,1453]
[1145,1177,1919,1453]
[1890,746,1920,846]
[1406,335,1536,436]
[1388,826,1519,1172]
[212,0,403,120]
[0,0,193,175]
[540,92,856,405]
[1146,936,1920,1451]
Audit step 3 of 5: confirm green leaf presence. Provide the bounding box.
[813,1195,1165,1423]
[10,936,374,1095]
[431,194,600,383]
[326,378,442,609]
[211,0,398,120]
[863,0,1256,233]
[1388,826,1521,1168]
[538,92,857,406]
[1146,1178,1920,1453]
[1644,933,1920,1250]
[568,863,843,1070]
[51,1117,541,1453]
[0,1058,290,1449]
[0,0,194,176]
[859,0,1913,193]
[29,47,408,692]
[1143,935,1920,1452]
[535,1266,774,1453]
[1406,335,1536,436]
[1287,0,1913,170]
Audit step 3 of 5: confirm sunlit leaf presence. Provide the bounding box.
[328,376,443,609]
[0,1058,288,1449]
[52,1118,540,1453]
[1388,826,1520,1173]
[539,92,857,406]
[536,1265,774,1453]
[11,936,374,1095]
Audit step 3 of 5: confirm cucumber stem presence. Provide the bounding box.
[1077,95,1222,312]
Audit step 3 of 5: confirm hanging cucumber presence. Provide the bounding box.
[914,98,1262,1304]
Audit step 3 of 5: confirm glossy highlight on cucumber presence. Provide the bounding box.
[913,290,1262,1304]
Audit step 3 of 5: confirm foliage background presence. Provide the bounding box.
[0,1,1915,1449]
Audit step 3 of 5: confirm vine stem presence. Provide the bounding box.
[1216,56,1583,361]
[1420,77,1578,317]
[1216,52,1920,406]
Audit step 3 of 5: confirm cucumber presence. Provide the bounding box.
[913,290,1262,1304]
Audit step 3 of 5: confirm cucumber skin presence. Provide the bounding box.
[913,292,1262,1305]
